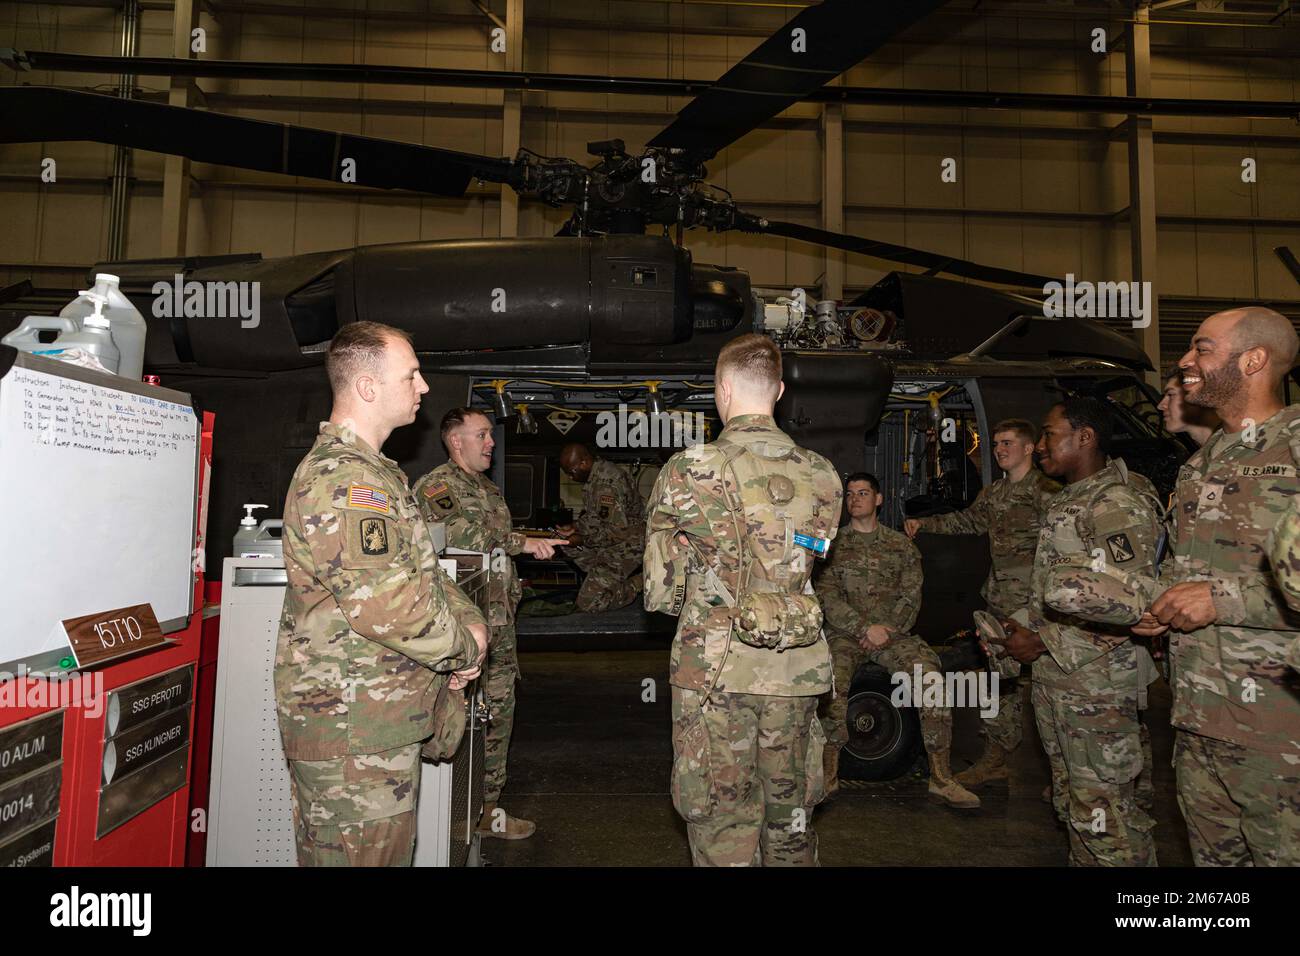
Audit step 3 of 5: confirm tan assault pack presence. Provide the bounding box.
[712,436,826,651]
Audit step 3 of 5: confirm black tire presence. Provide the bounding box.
[837,663,923,782]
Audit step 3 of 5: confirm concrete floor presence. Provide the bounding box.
[484,645,1193,867]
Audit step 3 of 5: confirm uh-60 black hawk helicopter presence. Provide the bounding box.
[1,0,1196,781]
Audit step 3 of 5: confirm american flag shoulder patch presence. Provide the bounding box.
[347,483,390,513]
[423,480,450,499]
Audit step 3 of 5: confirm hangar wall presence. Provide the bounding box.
[1,0,1298,369]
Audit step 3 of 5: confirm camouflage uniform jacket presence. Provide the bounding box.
[415,462,523,627]
[578,458,646,552]
[1267,500,1300,673]
[276,422,485,760]
[1028,459,1162,694]
[918,468,1059,615]
[817,525,922,639]
[1166,405,1300,750]
[644,414,843,696]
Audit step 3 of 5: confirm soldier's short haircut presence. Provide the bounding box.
[844,471,880,494]
[1057,396,1113,455]
[440,406,491,444]
[1227,307,1299,376]
[326,321,413,396]
[716,333,782,395]
[991,418,1037,444]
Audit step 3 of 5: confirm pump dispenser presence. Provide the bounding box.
[234,504,283,560]
[39,289,122,374]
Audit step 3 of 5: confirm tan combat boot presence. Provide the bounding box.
[477,802,537,840]
[823,743,841,798]
[927,751,981,809]
[954,744,1011,788]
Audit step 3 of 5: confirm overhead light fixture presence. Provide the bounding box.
[492,380,513,420]
[516,404,538,435]
[645,381,666,418]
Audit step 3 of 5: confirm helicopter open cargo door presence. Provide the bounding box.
[775,352,893,474]
[967,376,1064,472]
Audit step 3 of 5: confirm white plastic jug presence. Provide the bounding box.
[234,504,284,559]
[2,315,79,353]
[41,290,121,374]
[57,273,148,380]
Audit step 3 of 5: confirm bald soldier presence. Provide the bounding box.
[557,443,645,613]
[275,321,488,866]
[644,334,842,866]
[1134,306,1300,867]
[994,397,1163,866]
[415,408,567,840]
[904,419,1060,787]
[819,473,981,808]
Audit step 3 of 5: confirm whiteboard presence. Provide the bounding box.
[0,351,199,669]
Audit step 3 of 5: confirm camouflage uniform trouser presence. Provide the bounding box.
[1031,682,1156,866]
[979,604,1024,753]
[981,677,1025,752]
[573,545,643,613]
[820,633,951,755]
[482,623,519,805]
[1174,730,1300,867]
[288,742,420,867]
[671,686,825,867]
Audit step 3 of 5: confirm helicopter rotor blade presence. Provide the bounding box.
[647,0,944,157]
[741,216,1057,290]
[1275,247,1300,287]
[0,87,516,196]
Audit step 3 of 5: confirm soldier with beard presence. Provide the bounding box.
[1134,306,1300,866]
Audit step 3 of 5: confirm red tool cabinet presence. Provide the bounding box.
[0,411,214,867]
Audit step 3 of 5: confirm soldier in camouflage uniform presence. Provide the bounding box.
[905,419,1060,787]
[1135,307,1300,866]
[819,473,982,808]
[275,322,488,867]
[415,408,567,840]
[993,398,1162,866]
[558,443,646,612]
[1159,371,1218,448]
[645,334,842,866]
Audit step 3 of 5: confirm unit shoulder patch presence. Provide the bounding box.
[420,480,458,515]
[360,517,389,555]
[342,513,397,568]
[1106,532,1135,564]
